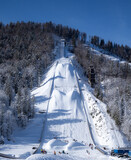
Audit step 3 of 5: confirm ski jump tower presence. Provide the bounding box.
[60,39,65,57]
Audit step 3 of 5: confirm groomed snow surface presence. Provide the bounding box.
[0,44,127,160]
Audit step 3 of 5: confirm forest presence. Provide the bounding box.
[74,42,131,140]
[0,22,54,142]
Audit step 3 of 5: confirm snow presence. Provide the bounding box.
[26,153,122,160]
[87,43,131,69]
[26,154,111,160]
[0,42,128,160]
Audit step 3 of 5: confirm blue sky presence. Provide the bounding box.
[0,0,131,47]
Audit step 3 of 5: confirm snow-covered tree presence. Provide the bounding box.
[5,110,14,140]
[0,135,4,144]
[4,74,15,105]
[17,113,28,128]
[122,112,131,141]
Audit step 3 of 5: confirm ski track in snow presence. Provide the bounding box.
[0,44,126,160]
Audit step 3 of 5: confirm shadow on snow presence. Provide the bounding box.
[41,75,65,87]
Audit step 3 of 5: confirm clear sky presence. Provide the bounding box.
[0,0,131,47]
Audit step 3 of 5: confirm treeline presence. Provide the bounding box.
[74,42,131,140]
[91,36,131,62]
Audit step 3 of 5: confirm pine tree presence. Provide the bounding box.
[4,110,14,140]
[4,74,15,106]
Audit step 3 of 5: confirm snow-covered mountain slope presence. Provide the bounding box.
[86,43,131,67]
[34,57,95,156]
[76,74,125,148]
[0,43,126,160]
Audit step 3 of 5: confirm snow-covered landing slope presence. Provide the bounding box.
[32,57,98,158]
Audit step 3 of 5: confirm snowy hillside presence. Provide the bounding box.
[0,41,127,160]
[74,42,131,144]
